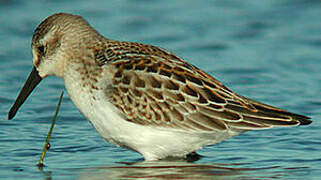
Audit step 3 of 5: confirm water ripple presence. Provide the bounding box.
[0,0,320,179]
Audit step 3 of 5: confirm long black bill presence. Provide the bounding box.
[8,67,42,120]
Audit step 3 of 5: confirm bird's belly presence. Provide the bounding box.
[67,86,238,160]
[86,101,238,160]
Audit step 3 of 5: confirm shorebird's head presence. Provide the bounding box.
[8,13,100,119]
[32,13,101,78]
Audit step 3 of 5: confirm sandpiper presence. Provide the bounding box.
[8,13,311,160]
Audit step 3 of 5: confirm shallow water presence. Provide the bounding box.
[0,0,320,179]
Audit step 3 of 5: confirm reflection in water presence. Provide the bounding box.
[73,160,299,180]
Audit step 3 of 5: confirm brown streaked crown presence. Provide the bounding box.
[32,13,101,47]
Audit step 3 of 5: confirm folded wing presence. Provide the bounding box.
[103,42,311,132]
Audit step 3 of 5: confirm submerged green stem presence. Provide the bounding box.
[37,91,64,167]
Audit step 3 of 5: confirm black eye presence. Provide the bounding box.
[38,45,45,54]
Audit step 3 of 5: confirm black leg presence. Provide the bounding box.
[186,152,203,162]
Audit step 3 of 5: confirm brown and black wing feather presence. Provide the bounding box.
[103,41,311,132]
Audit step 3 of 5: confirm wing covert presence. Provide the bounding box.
[102,41,310,132]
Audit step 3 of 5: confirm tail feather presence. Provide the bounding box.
[245,97,312,126]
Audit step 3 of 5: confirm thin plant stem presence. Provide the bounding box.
[37,91,64,167]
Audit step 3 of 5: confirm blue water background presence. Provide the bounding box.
[0,0,320,179]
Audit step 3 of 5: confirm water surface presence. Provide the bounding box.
[0,0,320,179]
